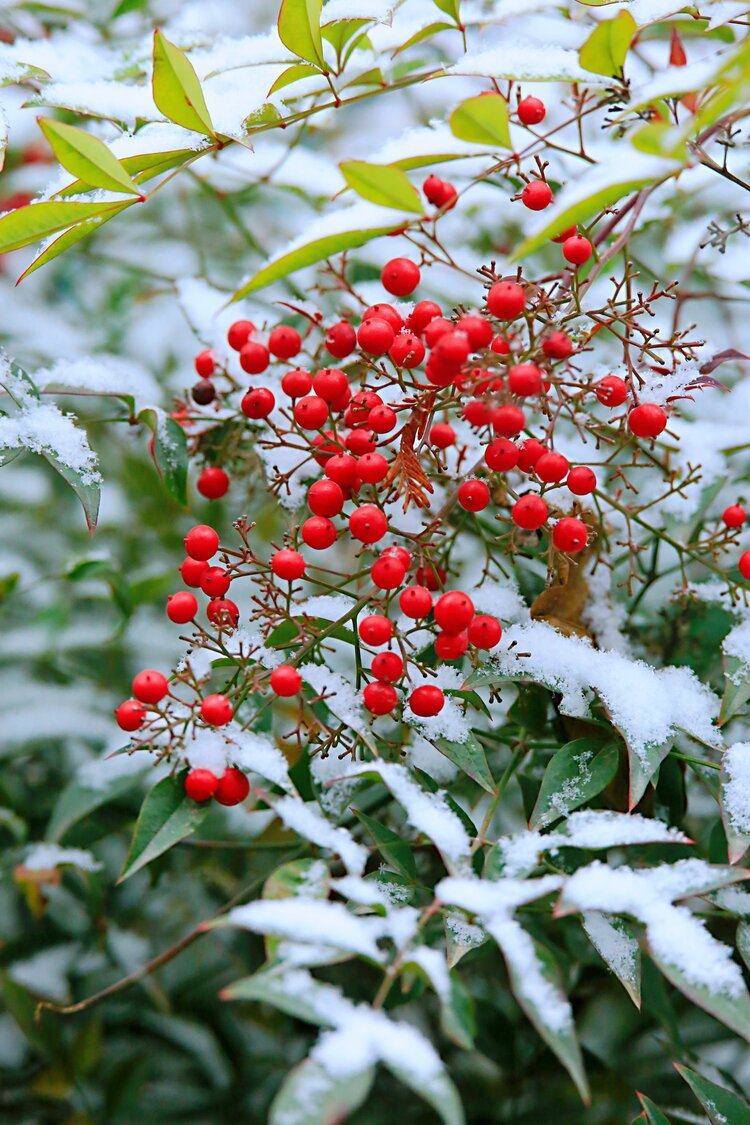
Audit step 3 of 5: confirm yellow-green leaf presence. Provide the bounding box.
[16,202,134,281]
[278,0,325,67]
[449,92,511,148]
[0,200,132,255]
[38,118,140,195]
[268,62,320,95]
[579,11,636,77]
[152,29,214,136]
[340,160,423,212]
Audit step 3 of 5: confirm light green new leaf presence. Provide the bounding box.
[340,160,423,212]
[119,774,208,882]
[449,93,511,148]
[152,30,214,136]
[636,1093,672,1125]
[676,1065,750,1124]
[432,0,460,19]
[17,202,134,282]
[278,0,325,67]
[268,62,320,94]
[0,199,131,255]
[579,12,636,77]
[138,407,188,506]
[38,118,140,195]
[531,738,618,828]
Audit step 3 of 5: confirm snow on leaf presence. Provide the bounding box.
[224,898,383,960]
[530,737,619,829]
[720,743,750,864]
[273,796,368,874]
[582,911,641,1007]
[448,40,612,85]
[270,1057,375,1125]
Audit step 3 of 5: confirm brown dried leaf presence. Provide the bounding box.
[530,510,598,637]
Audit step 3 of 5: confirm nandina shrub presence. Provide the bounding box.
[3,3,750,1123]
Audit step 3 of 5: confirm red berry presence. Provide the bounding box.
[491,335,511,355]
[536,451,569,483]
[383,545,411,570]
[487,281,526,320]
[271,548,306,580]
[423,175,457,209]
[214,767,250,806]
[415,564,446,591]
[399,585,433,618]
[200,567,231,598]
[542,331,573,360]
[115,699,146,732]
[408,300,442,334]
[423,317,453,349]
[563,235,593,265]
[363,303,403,332]
[239,341,270,375]
[325,321,357,359]
[485,439,519,472]
[311,432,340,465]
[325,454,359,486]
[409,685,444,716]
[185,525,219,561]
[595,375,628,407]
[567,466,597,495]
[723,505,746,529]
[346,429,376,457]
[493,404,526,437]
[468,614,502,649]
[740,551,750,580]
[369,405,398,434]
[180,557,209,587]
[463,399,493,427]
[456,315,494,350]
[270,664,302,697]
[521,181,553,211]
[133,669,169,704]
[358,452,389,485]
[363,680,398,715]
[552,517,588,554]
[227,319,254,351]
[358,317,395,356]
[359,615,392,645]
[302,516,337,550]
[434,591,475,634]
[185,768,219,802]
[432,331,470,370]
[381,257,420,297]
[508,362,544,397]
[518,95,546,125]
[517,438,546,472]
[167,591,198,623]
[435,631,468,660]
[429,422,456,449]
[313,367,348,403]
[201,693,233,725]
[197,466,229,499]
[241,387,275,419]
[628,403,667,438]
[347,391,381,427]
[552,225,577,244]
[390,331,425,368]
[349,504,388,544]
[269,325,301,359]
[281,368,313,398]
[512,494,548,530]
[294,395,329,430]
[206,598,239,627]
[458,480,490,512]
[372,651,404,682]
[308,479,345,517]
[194,349,215,378]
[371,555,406,590]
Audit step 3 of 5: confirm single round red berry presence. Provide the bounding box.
[456,314,493,350]
[239,341,270,375]
[628,403,667,438]
[181,556,209,587]
[194,349,215,377]
[132,669,169,704]
[595,375,628,407]
[372,651,404,682]
[311,431,340,465]
[521,181,553,211]
[408,300,442,333]
[415,564,446,591]
[281,368,313,398]
[423,318,453,350]
[185,524,219,561]
[508,362,544,397]
[206,598,239,627]
[491,335,510,355]
[325,454,359,487]
[567,466,597,495]
[542,331,573,360]
[518,95,546,125]
[723,505,746,529]
[346,428,376,456]
[383,546,411,570]
[468,614,502,649]
[365,407,395,437]
[536,451,569,483]
[200,567,231,598]
[313,368,348,404]
[241,387,275,419]
[493,404,526,437]
[435,631,468,660]
[390,331,425,368]
[434,591,475,634]
[487,281,526,320]
[563,235,593,265]
[371,555,407,590]
[458,480,490,512]
[517,438,546,472]
[358,317,395,356]
[185,768,219,801]
[308,479,344,517]
[349,504,388,544]
[197,466,229,500]
[271,548,306,581]
[269,325,301,359]
[463,399,493,427]
[553,517,588,554]
[214,767,250,806]
[485,439,519,472]
[359,615,392,645]
[399,585,433,618]
[363,680,398,715]
[115,698,146,731]
[201,693,233,725]
[301,516,337,550]
[167,591,198,623]
[429,423,456,449]
[325,321,357,359]
[740,551,750,580]
[294,395,329,430]
[227,319,254,351]
[512,494,548,530]
[409,685,445,716]
[270,664,302,697]
[381,257,420,297]
[357,452,388,485]
[552,225,578,244]
[363,303,403,331]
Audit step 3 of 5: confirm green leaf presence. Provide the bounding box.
[277,0,325,67]
[16,202,134,282]
[435,733,495,794]
[720,653,750,726]
[38,118,140,195]
[391,21,454,56]
[675,1065,750,1124]
[579,12,636,77]
[43,440,101,534]
[152,29,214,136]
[118,774,208,882]
[721,755,750,864]
[432,0,460,19]
[0,199,131,255]
[582,911,641,1007]
[382,1057,465,1125]
[649,946,750,1043]
[47,764,143,841]
[530,738,618,829]
[268,62,321,94]
[340,160,423,212]
[264,857,329,899]
[138,407,188,505]
[636,1093,672,1125]
[221,968,337,1024]
[449,93,511,148]
[353,807,416,880]
[270,1058,374,1125]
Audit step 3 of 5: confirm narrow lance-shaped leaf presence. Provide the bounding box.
[720,743,750,864]
[138,407,188,506]
[675,1064,750,1124]
[449,93,511,148]
[436,733,495,794]
[152,30,215,136]
[530,737,618,828]
[340,160,424,212]
[582,911,641,1007]
[270,1057,375,1125]
[16,201,134,283]
[0,199,133,255]
[38,118,141,195]
[636,1093,672,1125]
[353,807,416,880]
[119,774,208,882]
[278,0,325,67]
[578,11,636,77]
